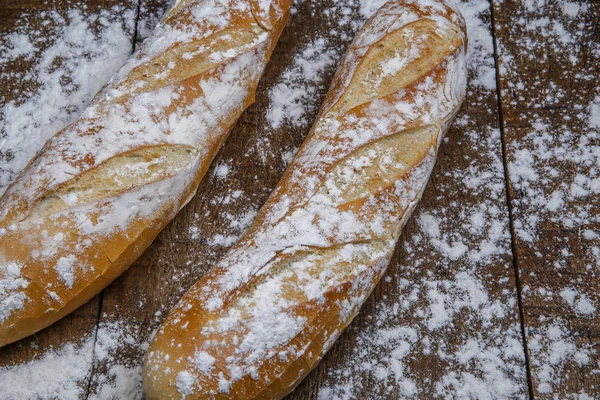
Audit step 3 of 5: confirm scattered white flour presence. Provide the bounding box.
[213,162,231,179]
[0,33,37,61]
[527,320,593,394]
[0,319,150,399]
[194,351,216,374]
[418,213,469,261]
[0,338,94,400]
[89,363,144,400]
[137,0,174,43]
[497,0,599,395]
[266,38,337,129]
[54,254,78,288]
[0,261,29,323]
[560,288,597,316]
[316,0,528,398]
[358,0,388,18]
[201,208,258,248]
[589,95,600,129]
[175,371,196,397]
[87,320,152,400]
[208,233,239,247]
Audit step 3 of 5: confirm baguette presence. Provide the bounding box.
[143,0,468,399]
[0,0,292,347]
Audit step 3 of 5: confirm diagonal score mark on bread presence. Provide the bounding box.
[25,144,199,222]
[329,18,462,117]
[206,146,437,319]
[319,124,439,206]
[206,240,392,354]
[102,25,267,105]
[256,16,459,230]
[103,0,279,105]
[207,238,390,314]
[258,124,439,237]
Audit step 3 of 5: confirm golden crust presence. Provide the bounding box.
[0,0,292,348]
[143,0,467,399]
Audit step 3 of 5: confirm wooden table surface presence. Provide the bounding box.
[0,0,598,399]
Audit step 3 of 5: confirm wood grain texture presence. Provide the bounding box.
[493,0,600,397]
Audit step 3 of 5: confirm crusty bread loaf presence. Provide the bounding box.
[143,1,468,399]
[0,0,292,347]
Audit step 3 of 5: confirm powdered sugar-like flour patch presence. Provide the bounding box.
[560,288,597,316]
[86,322,149,400]
[0,33,37,61]
[266,38,337,129]
[0,320,150,399]
[175,371,196,398]
[0,261,29,323]
[358,0,388,19]
[590,96,600,129]
[0,337,94,399]
[528,321,592,394]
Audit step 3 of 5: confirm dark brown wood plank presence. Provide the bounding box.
[87,0,529,399]
[0,1,138,398]
[493,0,600,397]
